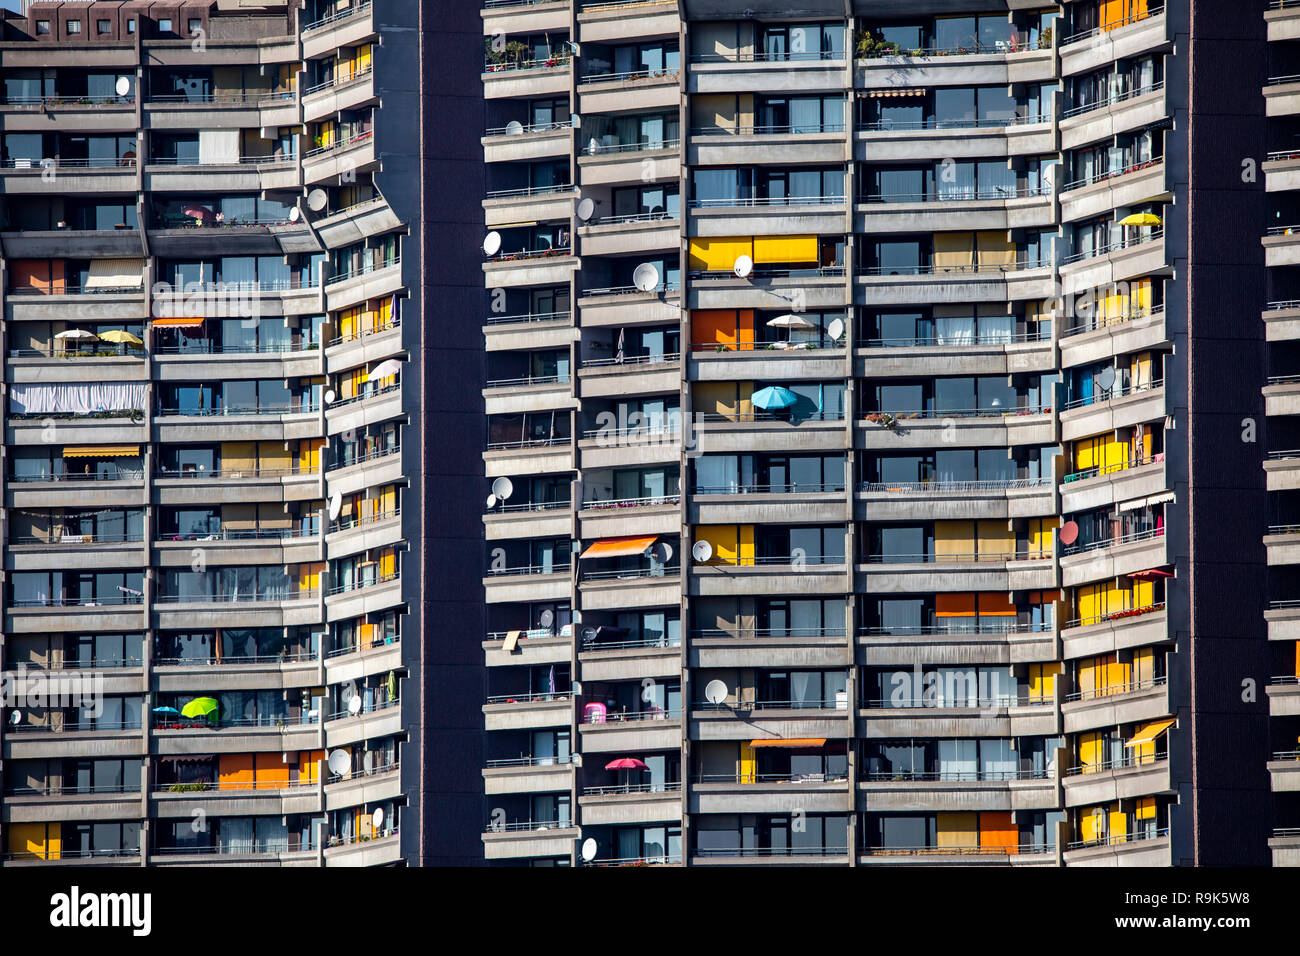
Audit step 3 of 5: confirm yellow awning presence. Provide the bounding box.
[63,445,140,458]
[1125,718,1175,748]
[749,738,827,749]
[151,316,205,328]
[580,535,657,559]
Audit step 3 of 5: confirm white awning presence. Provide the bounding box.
[84,258,145,290]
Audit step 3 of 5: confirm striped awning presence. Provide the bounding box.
[63,445,140,458]
[84,258,145,289]
[749,738,827,749]
[1125,719,1174,748]
[864,87,925,98]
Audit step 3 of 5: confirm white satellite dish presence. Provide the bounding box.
[704,680,729,705]
[576,197,596,222]
[692,540,713,562]
[491,476,514,501]
[372,806,384,829]
[1097,366,1117,390]
[323,388,336,405]
[9,710,22,725]
[307,189,328,212]
[632,262,660,293]
[581,837,598,862]
[327,749,350,776]
[504,120,524,136]
[538,608,555,629]
[115,76,131,97]
[482,231,502,257]
[568,41,581,56]
[329,493,342,521]
[733,255,754,279]
[486,493,498,509]
[348,695,362,716]
[827,317,845,342]
[288,206,301,223]
[650,541,673,564]
[570,113,581,129]
[363,751,375,774]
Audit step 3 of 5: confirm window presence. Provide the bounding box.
[127,20,136,34]
[97,19,112,35]
[158,18,173,33]
[36,20,51,35]
[189,18,203,35]
[66,20,82,35]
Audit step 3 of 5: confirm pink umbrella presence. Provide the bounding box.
[605,758,648,771]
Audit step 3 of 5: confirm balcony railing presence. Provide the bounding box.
[154,590,317,605]
[859,256,1048,276]
[580,493,680,509]
[1060,378,1162,411]
[582,781,683,795]
[1060,525,1164,557]
[485,53,573,74]
[693,626,846,640]
[1061,452,1162,484]
[696,482,844,495]
[861,477,1049,494]
[864,403,1050,420]
[486,692,571,705]
[1061,304,1164,338]
[1065,827,1168,852]
[484,309,571,327]
[1062,602,1166,629]
[864,549,1050,564]
[689,194,844,209]
[583,138,680,155]
[863,768,1049,782]
[1061,3,1164,45]
[1062,229,1163,266]
[1064,751,1165,777]
[863,842,1053,857]
[859,622,1051,636]
[485,755,573,768]
[583,707,679,723]
[1061,81,1164,120]
[1064,675,1166,703]
[861,328,1049,348]
[859,113,1049,133]
[1060,157,1163,193]
[302,0,372,32]
[581,565,681,581]
[486,563,571,576]
[861,184,1049,204]
[691,123,844,136]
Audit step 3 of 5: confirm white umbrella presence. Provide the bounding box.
[366,358,402,380]
[766,314,817,331]
[54,329,98,340]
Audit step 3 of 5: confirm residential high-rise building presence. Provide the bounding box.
[0,0,484,867]
[478,0,1273,866]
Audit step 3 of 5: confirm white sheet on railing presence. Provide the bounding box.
[9,383,147,415]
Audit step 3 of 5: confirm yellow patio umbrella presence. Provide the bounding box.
[1119,213,1161,227]
[98,330,143,346]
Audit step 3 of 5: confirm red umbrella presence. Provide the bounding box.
[605,758,648,771]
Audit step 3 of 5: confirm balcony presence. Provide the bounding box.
[1059,232,1169,295]
[856,187,1053,236]
[858,768,1058,813]
[690,195,848,240]
[689,627,848,670]
[1269,828,1300,866]
[577,494,680,539]
[858,550,1054,595]
[1059,380,1165,442]
[1062,678,1170,734]
[1060,527,1167,586]
[857,44,1054,89]
[483,55,572,100]
[579,707,681,752]
[693,483,848,526]
[689,774,850,815]
[578,68,679,114]
[483,821,581,860]
[1059,158,1169,225]
[1058,4,1170,77]
[1060,455,1166,515]
[1062,828,1170,866]
[1061,754,1171,808]
[688,52,846,97]
[1267,678,1300,717]
[855,258,1053,308]
[688,124,845,168]
[857,406,1054,451]
[857,622,1056,668]
[1059,83,1169,153]
[578,140,680,187]
[579,565,681,610]
[693,410,847,456]
[577,352,680,399]
[854,116,1054,164]
[856,477,1052,523]
[691,699,850,743]
[483,756,574,796]
[4,720,142,761]
[579,782,683,825]
[856,330,1051,379]
[1060,603,1168,660]
[483,692,573,732]
[692,556,850,598]
[1265,150,1300,194]
[859,841,1055,867]
[578,213,679,257]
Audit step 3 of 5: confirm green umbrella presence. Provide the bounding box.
[181,697,219,719]
[386,671,397,703]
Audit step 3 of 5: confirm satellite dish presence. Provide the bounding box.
[576,197,596,222]
[650,541,673,564]
[581,626,598,645]
[491,476,514,500]
[348,695,362,716]
[581,837,598,862]
[504,120,524,136]
[1060,520,1080,546]
[633,262,660,293]
[115,76,131,97]
[704,680,729,705]
[1097,366,1117,390]
[329,493,342,521]
[288,206,301,223]
[307,189,328,212]
[363,751,375,774]
[538,608,555,629]
[9,710,22,725]
[323,388,336,405]
[482,231,502,257]
[372,806,384,829]
[570,113,581,129]
[733,255,754,279]
[327,749,350,776]
[569,41,581,56]
[692,540,713,562]
[486,493,498,509]
[572,752,582,767]
[827,317,845,342]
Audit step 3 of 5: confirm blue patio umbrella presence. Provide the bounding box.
[751,385,798,411]
[152,706,180,715]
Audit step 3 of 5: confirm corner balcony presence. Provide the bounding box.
[484,564,571,604]
[484,499,572,542]
[1266,525,1300,565]
[313,197,405,250]
[153,405,323,445]
[576,422,678,470]
[1265,374,1300,417]
[855,477,1053,523]
[1062,678,1171,735]
[857,551,1055,595]
[482,245,579,290]
[1265,150,1300,194]
[485,434,574,478]
[855,258,1054,308]
[324,761,403,811]
[5,283,145,324]
[0,227,144,260]
[1058,305,1169,372]
[854,116,1054,163]
[483,55,572,100]
[1062,829,1170,866]
[688,124,845,168]
[1059,603,1168,660]
[1059,380,1165,442]
[483,183,576,228]
[1059,232,1169,295]
[856,405,1054,451]
[578,707,681,752]
[690,773,850,815]
[302,130,377,188]
[578,285,682,328]
[1270,828,1300,866]
[1270,750,1300,791]
[858,768,1058,813]
[1267,678,1300,717]
[856,622,1057,669]
[1059,527,1167,587]
[578,211,679,258]
[692,483,848,526]
[1059,83,1169,153]
[1267,599,1300,641]
[691,557,850,598]
[1058,158,1169,225]
[1058,4,1170,77]
[484,310,573,352]
[1061,754,1172,808]
[579,565,681,611]
[689,195,848,240]
[322,830,402,867]
[1265,449,1300,492]
[484,0,572,42]
[688,627,848,670]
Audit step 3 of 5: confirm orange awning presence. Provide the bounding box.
[1125,718,1175,748]
[580,535,657,559]
[749,738,827,749]
[63,445,139,458]
[152,316,205,328]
